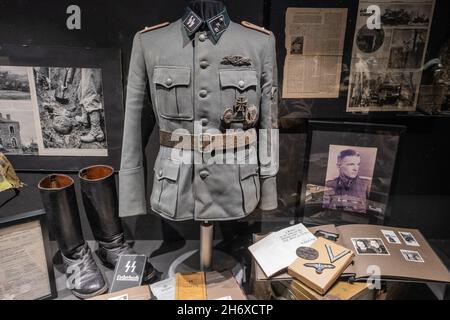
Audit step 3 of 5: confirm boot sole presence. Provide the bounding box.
[72,282,108,300]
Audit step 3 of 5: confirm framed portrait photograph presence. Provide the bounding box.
[0,44,124,171]
[0,209,57,300]
[299,121,405,226]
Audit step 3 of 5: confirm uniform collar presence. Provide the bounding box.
[182,7,230,42]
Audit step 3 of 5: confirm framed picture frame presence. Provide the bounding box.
[298,120,405,226]
[0,44,124,171]
[0,209,57,300]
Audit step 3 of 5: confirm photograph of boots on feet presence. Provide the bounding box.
[34,67,108,151]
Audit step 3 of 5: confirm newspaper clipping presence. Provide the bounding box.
[282,8,348,99]
[347,0,436,112]
[0,65,108,157]
[0,220,51,300]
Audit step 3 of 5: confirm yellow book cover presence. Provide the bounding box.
[176,272,206,300]
[288,237,354,295]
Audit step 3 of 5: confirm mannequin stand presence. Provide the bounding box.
[200,221,213,270]
[168,221,244,284]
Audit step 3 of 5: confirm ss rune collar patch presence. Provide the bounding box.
[183,9,202,34]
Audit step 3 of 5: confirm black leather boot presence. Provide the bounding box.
[61,243,108,299]
[78,165,158,283]
[38,174,107,299]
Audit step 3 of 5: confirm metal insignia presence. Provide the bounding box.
[221,55,252,67]
[296,247,319,261]
[221,97,258,131]
[222,108,234,125]
[304,263,336,274]
[244,104,258,127]
[325,244,350,264]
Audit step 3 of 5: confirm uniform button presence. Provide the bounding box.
[200,61,209,69]
[199,90,207,98]
[199,33,207,42]
[201,118,208,126]
[165,78,173,86]
[238,80,245,89]
[199,170,209,179]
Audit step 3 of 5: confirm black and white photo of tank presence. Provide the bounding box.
[380,3,433,27]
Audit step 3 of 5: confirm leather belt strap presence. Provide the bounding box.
[159,128,257,151]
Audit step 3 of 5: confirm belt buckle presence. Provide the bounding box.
[198,133,213,153]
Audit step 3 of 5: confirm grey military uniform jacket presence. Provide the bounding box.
[119,8,279,221]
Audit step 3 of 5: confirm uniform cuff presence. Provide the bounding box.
[258,176,278,211]
[119,166,147,217]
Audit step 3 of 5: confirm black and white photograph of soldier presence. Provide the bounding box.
[322,145,377,213]
[290,36,304,55]
[381,229,401,244]
[0,66,31,101]
[399,231,420,247]
[352,238,390,255]
[381,3,433,27]
[388,29,427,69]
[401,249,424,263]
[33,67,107,152]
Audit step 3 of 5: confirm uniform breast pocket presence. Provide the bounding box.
[219,69,259,110]
[153,66,193,120]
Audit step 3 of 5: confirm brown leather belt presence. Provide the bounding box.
[159,128,257,151]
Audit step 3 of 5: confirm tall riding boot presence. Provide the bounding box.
[78,165,158,283]
[38,174,107,299]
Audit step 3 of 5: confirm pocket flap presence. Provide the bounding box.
[219,69,257,91]
[240,164,259,180]
[153,66,191,88]
[156,160,180,182]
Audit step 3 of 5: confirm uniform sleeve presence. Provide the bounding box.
[119,32,149,217]
[258,32,279,210]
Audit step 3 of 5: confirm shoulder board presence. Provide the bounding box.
[241,21,271,35]
[139,22,170,34]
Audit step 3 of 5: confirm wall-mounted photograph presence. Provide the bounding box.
[0,45,124,171]
[33,67,108,157]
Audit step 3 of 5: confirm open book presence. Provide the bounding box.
[248,224,316,278]
[254,224,450,284]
